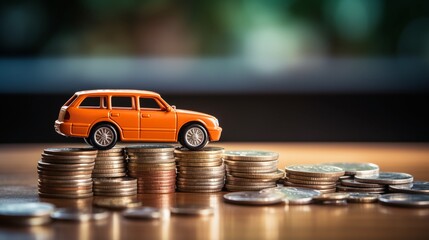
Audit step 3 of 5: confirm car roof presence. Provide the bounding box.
[75,89,160,97]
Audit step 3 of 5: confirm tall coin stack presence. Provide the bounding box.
[92,147,126,178]
[126,145,176,194]
[38,148,97,198]
[224,151,283,191]
[175,147,225,193]
[284,164,345,193]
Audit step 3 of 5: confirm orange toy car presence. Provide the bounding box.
[54,89,222,150]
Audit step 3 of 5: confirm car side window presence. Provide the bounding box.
[79,97,102,108]
[139,97,162,110]
[111,96,135,109]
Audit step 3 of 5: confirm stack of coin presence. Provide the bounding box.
[38,148,97,198]
[93,177,137,197]
[337,178,387,194]
[175,147,225,193]
[224,151,283,191]
[92,147,126,178]
[126,145,176,194]
[284,164,345,193]
[353,172,413,194]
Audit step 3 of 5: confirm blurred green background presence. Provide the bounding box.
[0,0,428,142]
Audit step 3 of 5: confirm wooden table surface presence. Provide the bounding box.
[0,143,429,240]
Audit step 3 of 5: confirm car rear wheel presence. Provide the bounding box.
[180,124,208,150]
[89,124,118,150]
[84,137,94,146]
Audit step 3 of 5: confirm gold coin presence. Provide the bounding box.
[174,147,224,156]
[225,184,275,191]
[38,192,93,199]
[176,161,222,167]
[313,192,350,201]
[92,172,126,178]
[224,160,278,167]
[44,148,98,156]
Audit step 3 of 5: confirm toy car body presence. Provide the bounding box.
[54,89,222,150]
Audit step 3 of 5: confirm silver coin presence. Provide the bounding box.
[347,193,380,203]
[260,186,321,205]
[126,144,175,153]
[341,179,385,188]
[0,202,55,217]
[355,172,413,185]
[379,193,429,207]
[224,150,279,161]
[285,165,345,177]
[51,208,109,221]
[321,162,379,176]
[313,192,350,201]
[223,191,284,205]
[170,205,214,216]
[389,181,429,194]
[123,207,169,219]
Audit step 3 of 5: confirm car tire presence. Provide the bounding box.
[84,137,94,146]
[180,124,208,150]
[89,124,118,150]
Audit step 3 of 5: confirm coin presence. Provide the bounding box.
[93,196,142,209]
[284,181,337,190]
[126,144,175,153]
[320,162,379,176]
[379,193,429,207]
[51,208,109,221]
[341,179,385,188]
[260,186,321,205]
[355,172,413,185]
[336,185,386,193]
[93,177,137,197]
[44,147,98,156]
[174,147,224,156]
[285,165,345,177]
[123,207,169,220]
[223,191,284,205]
[0,202,55,226]
[313,192,350,201]
[286,174,339,182]
[170,205,214,216]
[347,193,380,203]
[224,150,279,161]
[287,178,337,185]
[389,181,429,194]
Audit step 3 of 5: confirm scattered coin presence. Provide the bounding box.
[123,207,170,220]
[175,147,225,193]
[389,181,429,194]
[320,162,379,176]
[127,144,176,194]
[379,193,429,207]
[170,205,214,216]
[347,193,380,203]
[260,186,321,205]
[0,202,55,226]
[355,172,413,185]
[223,191,284,205]
[51,208,109,221]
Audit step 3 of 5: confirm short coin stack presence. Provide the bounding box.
[175,147,225,193]
[92,147,126,178]
[224,151,283,191]
[353,172,414,194]
[126,145,176,194]
[285,164,345,193]
[318,162,385,194]
[38,148,97,198]
[93,177,137,197]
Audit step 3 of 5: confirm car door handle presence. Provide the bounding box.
[141,114,151,118]
[111,113,120,117]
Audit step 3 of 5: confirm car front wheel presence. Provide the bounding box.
[180,124,208,150]
[89,124,118,150]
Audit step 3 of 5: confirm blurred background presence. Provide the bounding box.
[0,0,428,143]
